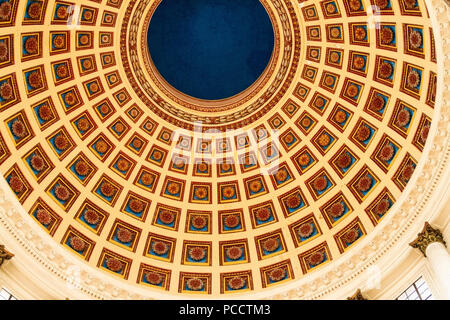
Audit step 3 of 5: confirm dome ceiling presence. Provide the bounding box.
[0,0,439,296]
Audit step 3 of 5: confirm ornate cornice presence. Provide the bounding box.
[410,222,446,257]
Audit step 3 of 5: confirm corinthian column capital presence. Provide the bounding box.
[347,289,367,300]
[410,222,446,257]
[0,244,14,267]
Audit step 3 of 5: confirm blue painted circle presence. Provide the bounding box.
[147,0,274,101]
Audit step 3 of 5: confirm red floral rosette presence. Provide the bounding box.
[166,182,180,195]
[116,228,133,243]
[404,0,417,9]
[357,175,373,192]
[0,2,12,20]
[152,150,163,161]
[369,95,385,112]
[328,202,345,218]
[406,70,420,89]
[75,160,89,176]
[375,198,390,216]
[0,42,8,61]
[374,0,389,9]
[100,182,115,197]
[318,134,331,147]
[145,272,163,285]
[131,138,143,149]
[56,64,68,78]
[225,246,243,260]
[343,228,359,244]
[222,186,236,198]
[63,92,77,106]
[221,163,231,172]
[336,153,352,169]
[420,125,430,143]
[286,194,301,209]
[99,103,110,114]
[52,35,65,49]
[356,126,371,142]
[249,180,262,193]
[298,223,314,238]
[27,2,42,19]
[54,134,69,151]
[228,276,246,290]
[56,5,68,19]
[354,27,367,41]
[76,118,90,132]
[151,241,169,256]
[268,268,286,282]
[191,215,207,229]
[378,62,393,79]
[313,176,328,192]
[9,176,24,193]
[11,120,27,138]
[346,84,359,98]
[297,154,310,167]
[379,145,395,162]
[409,30,422,49]
[396,109,411,127]
[334,110,347,123]
[106,257,123,272]
[349,0,361,11]
[352,56,365,70]
[274,169,287,182]
[262,238,280,252]
[380,27,394,45]
[38,104,53,121]
[401,164,415,181]
[24,36,38,54]
[283,133,294,144]
[188,247,206,261]
[69,237,85,252]
[186,278,204,291]
[28,71,42,89]
[84,209,100,225]
[36,209,51,226]
[54,185,70,201]
[140,173,154,186]
[223,215,240,228]
[159,210,175,224]
[194,187,207,199]
[129,199,144,213]
[30,154,45,172]
[255,207,271,222]
[308,251,325,266]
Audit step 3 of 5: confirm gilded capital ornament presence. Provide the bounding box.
[0,245,14,267]
[347,289,367,300]
[410,222,446,257]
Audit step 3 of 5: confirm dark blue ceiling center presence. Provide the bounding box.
[147,0,275,101]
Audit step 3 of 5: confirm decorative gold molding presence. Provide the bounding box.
[410,222,447,257]
[347,289,367,300]
[0,245,14,267]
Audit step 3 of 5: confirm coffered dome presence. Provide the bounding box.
[0,0,447,299]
